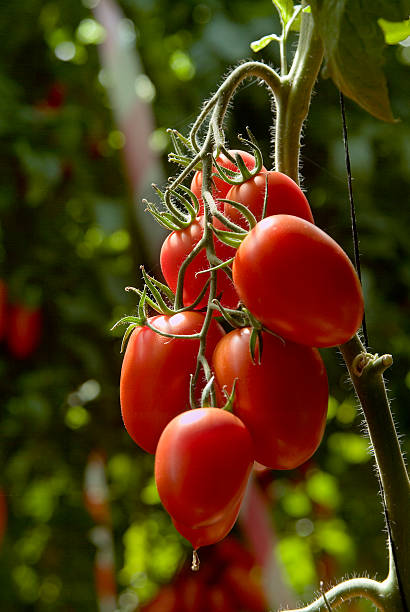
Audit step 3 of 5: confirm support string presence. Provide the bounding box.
[339,92,368,348]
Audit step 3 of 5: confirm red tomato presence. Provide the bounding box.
[154,408,253,527]
[232,214,364,347]
[120,312,224,454]
[7,304,42,359]
[191,150,266,214]
[160,216,238,312]
[223,565,267,612]
[172,498,242,550]
[0,280,7,341]
[212,328,328,470]
[224,170,314,228]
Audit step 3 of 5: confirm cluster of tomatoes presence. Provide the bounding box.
[140,535,267,612]
[0,279,43,360]
[119,149,364,557]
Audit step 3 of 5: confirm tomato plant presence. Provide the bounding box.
[232,214,364,347]
[154,407,253,527]
[7,303,42,359]
[160,216,238,312]
[120,312,224,453]
[212,327,328,470]
[224,170,314,228]
[190,149,266,213]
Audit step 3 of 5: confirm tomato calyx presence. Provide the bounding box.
[144,184,200,231]
[212,130,264,186]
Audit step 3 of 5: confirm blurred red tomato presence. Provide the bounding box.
[7,304,42,359]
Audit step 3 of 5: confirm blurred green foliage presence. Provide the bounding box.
[0,1,409,610]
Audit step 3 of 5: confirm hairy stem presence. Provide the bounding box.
[340,335,410,609]
[275,11,324,183]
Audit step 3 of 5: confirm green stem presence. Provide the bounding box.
[275,11,324,183]
[284,546,401,611]
[340,335,410,609]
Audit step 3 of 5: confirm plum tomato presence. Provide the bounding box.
[190,150,266,214]
[120,312,225,454]
[212,328,329,470]
[232,214,364,347]
[172,498,242,551]
[224,170,314,229]
[154,407,254,527]
[160,216,239,312]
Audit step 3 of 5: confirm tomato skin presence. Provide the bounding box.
[155,408,254,527]
[191,150,267,213]
[120,313,224,454]
[224,170,314,228]
[160,216,238,312]
[212,328,328,470]
[7,304,42,359]
[172,498,242,550]
[232,214,364,347]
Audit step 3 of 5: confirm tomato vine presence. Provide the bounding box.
[115,1,410,609]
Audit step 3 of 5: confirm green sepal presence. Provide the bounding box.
[249,327,263,365]
[194,256,235,277]
[221,378,238,413]
[212,299,247,328]
[167,128,193,152]
[210,224,246,248]
[141,266,175,316]
[120,323,138,353]
[110,314,142,331]
[168,152,202,172]
[144,201,186,231]
[218,198,258,230]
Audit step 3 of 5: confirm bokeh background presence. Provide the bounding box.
[1,0,409,610]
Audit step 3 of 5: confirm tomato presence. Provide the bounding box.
[0,280,7,341]
[191,150,266,214]
[7,304,42,359]
[224,170,314,229]
[223,565,267,612]
[214,536,255,570]
[120,312,224,454]
[232,214,364,347]
[172,498,242,550]
[160,216,238,312]
[212,328,328,470]
[154,408,253,527]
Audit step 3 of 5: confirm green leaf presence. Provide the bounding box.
[272,0,295,25]
[378,18,410,45]
[310,0,409,122]
[250,33,280,52]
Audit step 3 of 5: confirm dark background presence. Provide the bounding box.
[1,0,409,610]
